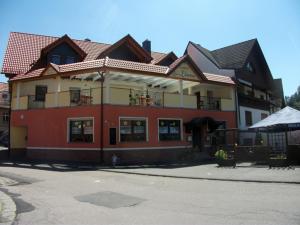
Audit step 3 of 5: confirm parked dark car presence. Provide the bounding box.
[0,130,8,147]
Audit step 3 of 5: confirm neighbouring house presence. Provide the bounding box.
[185,39,284,146]
[1,32,237,163]
[0,82,10,135]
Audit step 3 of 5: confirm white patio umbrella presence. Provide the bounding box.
[250,106,300,129]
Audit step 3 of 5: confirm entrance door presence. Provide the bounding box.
[10,126,27,158]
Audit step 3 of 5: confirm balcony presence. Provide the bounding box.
[238,93,270,111]
[12,86,235,111]
[28,95,45,109]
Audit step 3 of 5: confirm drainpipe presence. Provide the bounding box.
[234,86,240,129]
[99,71,105,164]
[8,81,12,159]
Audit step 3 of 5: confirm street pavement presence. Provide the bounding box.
[0,165,299,225]
[102,163,300,184]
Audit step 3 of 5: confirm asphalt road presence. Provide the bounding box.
[0,166,299,225]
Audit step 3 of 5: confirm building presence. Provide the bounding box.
[0,83,10,135]
[1,32,237,163]
[186,39,284,145]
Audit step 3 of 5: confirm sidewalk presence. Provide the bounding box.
[0,190,16,225]
[100,163,300,184]
[0,176,17,225]
[1,160,300,184]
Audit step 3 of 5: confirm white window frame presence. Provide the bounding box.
[67,117,95,143]
[157,118,183,141]
[119,117,148,142]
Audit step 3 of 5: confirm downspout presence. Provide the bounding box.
[8,80,12,159]
[99,71,105,164]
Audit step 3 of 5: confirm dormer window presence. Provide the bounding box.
[50,55,61,64]
[66,56,75,64]
[246,62,255,73]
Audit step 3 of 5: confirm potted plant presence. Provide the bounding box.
[215,149,236,167]
[269,153,288,168]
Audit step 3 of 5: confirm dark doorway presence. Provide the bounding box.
[109,128,117,145]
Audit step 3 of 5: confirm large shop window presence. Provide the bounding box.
[120,118,146,142]
[69,119,93,143]
[159,119,181,141]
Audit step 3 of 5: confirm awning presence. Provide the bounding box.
[250,106,300,130]
[185,117,223,132]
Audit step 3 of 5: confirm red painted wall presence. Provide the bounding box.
[11,105,236,149]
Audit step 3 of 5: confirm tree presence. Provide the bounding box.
[285,85,300,110]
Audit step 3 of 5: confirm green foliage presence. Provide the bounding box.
[286,85,300,110]
[215,149,228,160]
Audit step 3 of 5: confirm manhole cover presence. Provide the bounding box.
[75,191,145,208]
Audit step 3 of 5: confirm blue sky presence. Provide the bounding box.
[0,0,299,96]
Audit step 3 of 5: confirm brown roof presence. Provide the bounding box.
[204,72,235,85]
[0,83,8,92]
[1,32,166,75]
[10,57,234,85]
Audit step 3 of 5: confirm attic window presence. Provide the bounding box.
[246,62,255,73]
[66,56,75,64]
[50,55,61,64]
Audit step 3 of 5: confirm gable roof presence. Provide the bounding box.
[1,32,166,75]
[168,55,207,81]
[211,39,257,69]
[188,42,221,68]
[96,34,153,63]
[41,34,87,58]
[0,83,8,92]
[153,51,178,65]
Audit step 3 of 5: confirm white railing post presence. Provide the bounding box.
[179,80,183,107]
[55,76,61,107]
[16,82,21,109]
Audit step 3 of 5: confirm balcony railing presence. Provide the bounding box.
[28,95,45,109]
[13,87,234,111]
[198,96,221,110]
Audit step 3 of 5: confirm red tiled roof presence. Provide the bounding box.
[58,59,105,73]
[106,58,168,74]
[150,51,168,64]
[1,32,167,75]
[11,57,234,86]
[0,83,8,92]
[204,72,235,85]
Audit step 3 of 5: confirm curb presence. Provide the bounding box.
[99,169,300,185]
[0,191,16,225]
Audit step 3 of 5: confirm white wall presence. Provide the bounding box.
[239,106,269,130]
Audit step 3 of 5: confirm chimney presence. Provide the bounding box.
[142,39,151,53]
[84,38,91,42]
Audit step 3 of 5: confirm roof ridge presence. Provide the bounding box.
[212,38,257,52]
[10,31,110,46]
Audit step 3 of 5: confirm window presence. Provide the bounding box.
[70,88,81,104]
[2,93,8,99]
[50,55,61,64]
[159,119,181,141]
[261,113,268,120]
[2,112,9,122]
[245,111,253,126]
[35,85,47,101]
[120,118,146,142]
[69,119,93,143]
[66,56,75,64]
[246,62,255,73]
